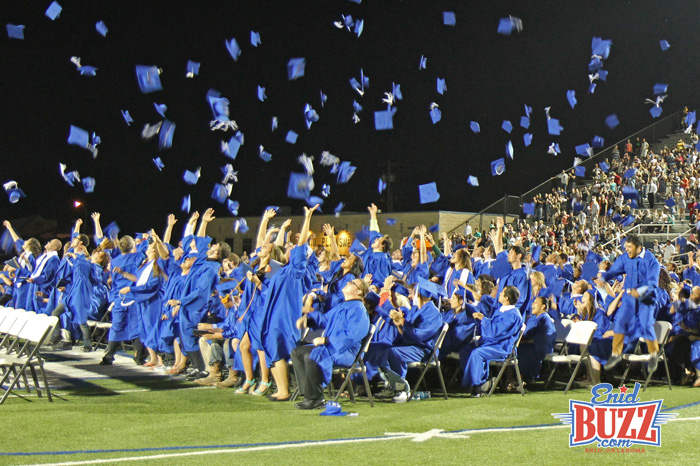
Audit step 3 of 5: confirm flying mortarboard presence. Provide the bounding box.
[470,121,480,133]
[549,278,567,298]
[378,178,387,194]
[580,262,599,281]
[418,182,440,204]
[467,175,479,187]
[419,55,427,69]
[211,183,228,204]
[183,168,201,185]
[349,238,367,254]
[7,188,26,204]
[226,38,241,61]
[181,195,191,213]
[82,177,95,193]
[491,158,506,176]
[506,140,514,159]
[154,103,167,118]
[524,133,533,147]
[334,202,345,215]
[605,114,619,130]
[6,24,25,40]
[121,110,133,126]
[250,30,261,47]
[45,2,62,20]
[653,83,668,95]
[95,20,108,37]
[502,120,513,133]
[620,215,635,227]
[429,105,441,124]
[623,168,636,179]
[649,106,662,118]
[443,11,456,26]
[257,86,266,101]
[523,202,535,216]
[336,162,356,184]
[159,120,175,150]
[497,16,523,35]
[573,202,583,213]
[599,161,609,173]
[287,172,313,200]
[621,186,638,199]
[386,218,397,226]
[135,65,163,94]
[490,254,512,280]
[286,130,298,144]
[234,218,249,234]
[227,199,239,216]
[574,166,586,177]
[437,78,447,94]
[592,135,605,148]
[575,143,592,156]
[591,37,612,59]
[660,40,670,51]
[186,60,200,78]
[566,90,577,109]
[665,197,676,208]
[259,146,272,162]
[520,116,530,129]
[287,58,306,80]
[547,118,563,135]
[68,125,89,148]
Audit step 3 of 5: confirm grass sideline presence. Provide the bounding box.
[0,372,698,466]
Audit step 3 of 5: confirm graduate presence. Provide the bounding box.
[372,277,443,403]
[24,238,62,314]
[490,217,531,316]
[535,253,561,290]
[459,286,523,397]
[293,277,371,410]
[307,252,364,315]
[600,234,661,374]
[2,220,40,309]
[519,296,557,381]
[432,232,475,301]
[402,225,431,286]
[260,204,318,401]
[439,288,477,359]
[357,203,393,288]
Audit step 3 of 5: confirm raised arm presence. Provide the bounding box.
[197,208,215,237]
[256,209,277,249]
[419,225,428,264]
[150,230,170,260]
[2,220,20,242]
[276,219,292,247]
[184,211,199,238]
[323,223,340,261]
[492,217,504,254]
[163,214,177,245]
[73,218,83,237]
[442,232,452,256]
[91,212,103,240]
[368,203,380,232]
[298,204,319,246]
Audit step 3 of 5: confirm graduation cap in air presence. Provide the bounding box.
[322,184,331,197]
[183,168,201,185]
[0,230,14,255]
[620,215,635,227]
[6,187,26,204]
[104,221,120,241]
[467,176,479,187]
[586,251,604,264]
[531,244,542,264]
[95,20,108,37]
[653,83,668,95]
[154,103,167,118]
[82,177,95,193]
[386,218,397,226]
[549,278,568,298]
[592,136,605,149]
[623,169,636,179]
[256,86,266,102]
[443,11,456,26]
[226,38,241,61]
[419,55,427,69]
[573,202,583,213]
[621,186,638,199]
[211,183,229,204]
[416,277,446,300]
[250,30,261,47]
[45,2,62,20]
[336,162,356,184]
[497,16,523,35]
[574,166,585,177]
[287,58,306,80]
[378,178,387,194]
[334,202,345,215]
[665,197,676,208]
[287,172,313,200]
[6,24,25,40]
[520,116,530,129]
[4,257,20,269]
[374,110,393,130]
[599,161,609,173]
[547,118,563,135]
[234,218,249,234]
[429,105,441,124]
[490,253,512,280]
[660,40,670,51]
[649,106,663,118]
[629,199,638,210]
[186,60,200,78]
[605,114,619,130]
[576,144,592,157]
[506,141,514,159]
[259,146,272,162]
[68,125,89,148]
[286,130,298,144]
[349,238,367,254]
[567,90,577,109]
[159,120,175,150]
[353,100,363,113]
[122,110,134,126]
[612,213,622,224]
[304,103,320,128]
[355,225,369,242]
[392,82,403,100]
[181,195,191,213]
[226,199,239,216]
[470,121,480,133]
[222,136,241,159]
[207,90,230,121]
[437,78,447,94]
[580,262,599,281]
[548,143,561,155]
[429,224,439,233]
[418,182,440,204]
[135,65,163,94]
[591,37,612,59]
[215,280,241,296]
[491,158,506,176]
[502,120,513,133]
[523,202,535,216]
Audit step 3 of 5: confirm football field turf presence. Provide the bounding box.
[1,349,698,466]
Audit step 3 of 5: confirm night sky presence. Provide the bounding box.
[0,1,696,235]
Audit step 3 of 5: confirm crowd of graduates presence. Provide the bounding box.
[1,191,700,408]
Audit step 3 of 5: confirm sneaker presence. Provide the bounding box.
[604,354,623,371]
[647,353,659,375]
[392,391,409,403]
[81,346,92,353]
[99,358,113,366]
[187,370,209,381]
[374,387,396,399]
[52,341,72,351]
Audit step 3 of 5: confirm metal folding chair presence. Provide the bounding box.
[407,322,449,402]
[544,320,597,393]
[331,324,376,407]
[619,321,673,391]
[487,324,526,396]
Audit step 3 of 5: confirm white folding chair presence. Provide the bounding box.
[620,321,673,391]
[331,325,376,407]
[544,320,597,393]
[487,324,526,396]
[0,310,35,355]
[0,314,59,404]
[553,318,573,352]
[407,323,449,401]
[0,308,22,350]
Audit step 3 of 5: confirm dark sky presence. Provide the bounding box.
[0,0,696,234]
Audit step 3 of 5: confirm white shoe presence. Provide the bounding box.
[392,391,409,403]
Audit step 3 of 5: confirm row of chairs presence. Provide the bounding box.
[0,307,58,404]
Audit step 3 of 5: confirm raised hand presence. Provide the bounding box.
[167,214,177,226]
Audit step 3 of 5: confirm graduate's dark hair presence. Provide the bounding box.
[625,234,643,249]
[452,248,472,273]
[510,245,525,260]
[24,238,41,257]
[658,268,672,293]
[679,287,691,300]
[503,285,520,305]
[77,234,90,248]
[228,253,241,267]
[534,296,550,312]
[214,242,231,263]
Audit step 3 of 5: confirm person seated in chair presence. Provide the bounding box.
[459,286,523,397]
[518,296,556,382]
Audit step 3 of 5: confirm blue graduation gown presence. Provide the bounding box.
[440,308,476,357]
[25,253,59,314]
[157,271,187,353]
[108,251,145,342]
[496,263,531,316]
[64,254,102,325]
[11,239,36,309]
[518,312,556,378]
[261,245,311,365]
[130,260,165,349]
[358,232,392,287]
[460,304,523,387]
[178,257,220,353]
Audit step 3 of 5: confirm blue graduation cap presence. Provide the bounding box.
[392,82,403,100]
[287,58,306,80]
[222,136,241,159]
[588,82,597,94]
[599,161,609,173]
[416,277,446,300]
[649,106,663,118]
[520,116,530,129]
[286,130,298,144]
[153,157,164,171]
[549,278,568,298]
[386,218,397,226]
[320,90,327,107]
[336,162,356,184]
[378,178,387,194]
[418,182,440,204]
[7,188,26,204]
[0,230,14,255]
[490,254,512,280]
[354,19,364,37]
[154,103,167,118]
[121,110,133,126]
[491,158,506,176]
[234,218,249,234]
[621,186,638,199]
[257,86,266,102]
[653,83,668,95]
[45,2,62,20]
[506,140,514,159]
[430,106,441,124]
[592,135,605,148]
[574,166,585,177]
[159,120,175,150]
[429,224,439,233]
[547,118,563,135]
[186,60,200,78]
[531,244,542,264]
[586,251,603,264]
[467,175,479,187]
[470,121,480,133]
[660,39,670,51]
[591,36,612,57]
[567,90,577,109]
[437,78,447,94]
[226,199,239,216]
[523,202,535,216]
[306,196,324,209]
[104,221,120,240]
[95,21,108,37]
[334,202,345,215]
[620,215,636,227]
[207,90,230,121]
[623,168,636,179]
[502,120,512,133]
[575,143,592,156]
[68,125,89,148]
[497,16,523,35]
[349,238,367,254]
[352,100,363,114]
[216,280,241,296]
[250,30,261,47]
[612,213,622,224]
[418,54,428,69]
[598,69,609,81]
[181,195,191,213]
[271,117,278,131]
[686,111,696,126]
[226,38,241,61]
[605,114,619,130]
[6,24,25,40]
[322,184,331,197]
[287,172,313,200]
[259,146,272,162]
[629,199,638,210]
[588,57,603,72]
[82,177,96,193]
[304,103,320,129]
[443,11,456,26]
[580,262,599,281]
[135,65,162,94]
[665,197,676,208]
[183,168,200,185]
[211,183,228,204]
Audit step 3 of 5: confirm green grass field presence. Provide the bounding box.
[1,353,699,466]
